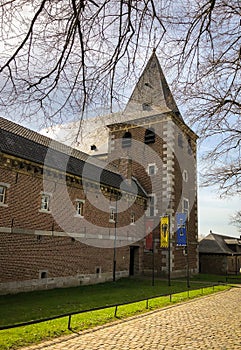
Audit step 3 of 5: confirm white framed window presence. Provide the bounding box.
[146,194,157,217]
[147,164,157,176]
[0,183,10,207]
[150,196,155,216]
[109,207,116,222]
[183,198,189,217]
[75,199,84,217]
[40,192,51,212]
[130,212,135,225]
[0,186,6,204]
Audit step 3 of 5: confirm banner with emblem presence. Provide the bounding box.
[160,216,169,248]
[145,219,153,250]
[176,213,187,246]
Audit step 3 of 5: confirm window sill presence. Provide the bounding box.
[39,209,51,214]
[74,214,84,218]
[0,203,8,208]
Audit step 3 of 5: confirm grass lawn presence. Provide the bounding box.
[0,276,231,350]
[191,273,241,283]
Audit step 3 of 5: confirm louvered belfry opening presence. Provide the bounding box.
[122,131,132,148]
[144,128,155,144]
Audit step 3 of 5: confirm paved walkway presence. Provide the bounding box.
[23,287,241,350]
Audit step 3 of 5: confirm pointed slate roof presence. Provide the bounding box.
[41,52,190,157]
[125,51,182,120]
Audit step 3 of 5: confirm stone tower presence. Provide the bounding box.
[107,51,199,277]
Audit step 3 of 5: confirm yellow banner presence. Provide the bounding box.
[160,216,169,248]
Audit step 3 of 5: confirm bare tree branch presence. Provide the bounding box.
[230,211,241,233]
[0,0,240,196]
[0,0,166,126]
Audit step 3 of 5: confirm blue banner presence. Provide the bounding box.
[176,213,187,246]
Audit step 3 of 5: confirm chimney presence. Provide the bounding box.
[118,157,132,183]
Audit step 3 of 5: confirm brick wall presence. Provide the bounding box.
[0,155,146,294]
[199,254,227,275]
[200,254,241,275]
[0,233,130,281]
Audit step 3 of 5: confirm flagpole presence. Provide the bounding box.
[152,235,155,286]
[168,214,171,286]
[186,219,190,288]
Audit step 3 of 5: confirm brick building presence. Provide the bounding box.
[0,52,198,294]
[199,232,241,275]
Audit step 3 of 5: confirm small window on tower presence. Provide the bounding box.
[182,170,188,182]
[183,198,189,217]
[142,103,152,111]
[178,133,183,148]
[122,131,132,148]
[148,164,156,175]
[130,212,135,225]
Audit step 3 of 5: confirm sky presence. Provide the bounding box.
[197,138,240,238]
[198,187,240,238]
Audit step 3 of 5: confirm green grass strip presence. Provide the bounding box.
[0,284,229,350]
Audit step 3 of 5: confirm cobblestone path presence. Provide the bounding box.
[23,287,241,350]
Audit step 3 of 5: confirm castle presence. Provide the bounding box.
[0,52,198,294]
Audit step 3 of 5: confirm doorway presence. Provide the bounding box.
[129,246,139,276]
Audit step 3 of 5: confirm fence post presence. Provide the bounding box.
[68,315,72,330]
[169,294,172,302]
[114,305,118,318]
[146,299,149,309]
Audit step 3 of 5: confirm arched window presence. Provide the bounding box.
[122,131,132,148]
[144,128,155,144]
